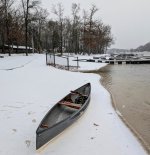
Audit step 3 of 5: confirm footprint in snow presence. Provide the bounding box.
[25,140,31,148]
[90,137,95,140]
[28,111,35,115]
[12,129,17,133]
[32,119,36,123]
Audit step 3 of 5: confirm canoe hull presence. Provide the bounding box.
[36,83,91,150]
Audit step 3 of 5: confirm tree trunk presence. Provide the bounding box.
[25,0,29,56]
[60,21,63,55]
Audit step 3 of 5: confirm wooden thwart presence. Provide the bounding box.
[59,101,81,109]
[70,91,87,97]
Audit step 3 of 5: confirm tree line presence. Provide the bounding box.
[0,0,114,55]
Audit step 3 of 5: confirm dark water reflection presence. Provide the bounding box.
[98,64,150,150]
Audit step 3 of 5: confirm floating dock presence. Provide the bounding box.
[75,58,150,64]
[98,59,150,64]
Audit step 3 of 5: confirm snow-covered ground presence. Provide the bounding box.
[0,54,147,155]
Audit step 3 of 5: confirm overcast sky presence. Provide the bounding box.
[41,0,150,49]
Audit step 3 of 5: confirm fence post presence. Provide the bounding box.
[77,56,79,69]
[46,52,47,65]
[54,53,56,67]
[67,57,69,70]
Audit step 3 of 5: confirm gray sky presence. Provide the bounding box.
[41,0,150,49]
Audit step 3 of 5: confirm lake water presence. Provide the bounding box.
[98,64,150,152]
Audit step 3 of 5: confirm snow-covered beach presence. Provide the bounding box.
[0,54,148,155]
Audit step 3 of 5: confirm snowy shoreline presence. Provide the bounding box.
[99,65,150,154]
[0,54,148,155]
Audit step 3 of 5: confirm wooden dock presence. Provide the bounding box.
[98,59,150,64]
[74,58,150,64]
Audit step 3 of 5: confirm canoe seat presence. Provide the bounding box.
[59,101,81,109]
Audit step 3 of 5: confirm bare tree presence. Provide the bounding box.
[98,24,114,53]
[88,4,98,54]
[10,9,25,52]
[0,0,14,55]
[71,3,80,54]
[21,0,40,56]
[0,2,114,55]
[52,3,64,55]
[32,7,48,53]
[89,5,98,29]
[81,10,88,54]
[63,17,72,53]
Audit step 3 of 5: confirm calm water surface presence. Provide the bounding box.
[99,64,150,151]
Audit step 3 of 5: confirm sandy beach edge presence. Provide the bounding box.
[80,64,150,154]
[98,66,150,155]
